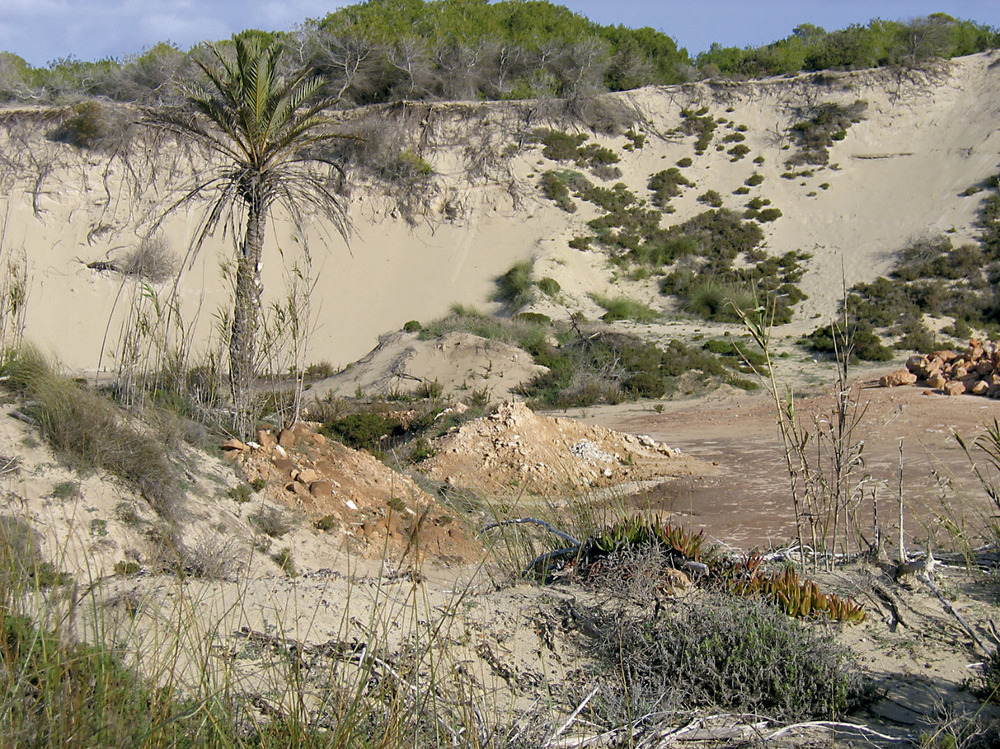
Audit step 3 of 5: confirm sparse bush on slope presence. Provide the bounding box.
[582,593,875,725]
[0,348,182,522]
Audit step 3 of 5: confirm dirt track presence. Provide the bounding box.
[560,376,1000,551]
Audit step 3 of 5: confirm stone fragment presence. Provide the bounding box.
[297,468,320,485]
[310,481,334,500]
[970,380,989,396]
[943,381,966,396]
[257,430,277,449]
[278,429,297,448]
[879,370,917,387]
[221,438,249,452]
[926,374,947,389]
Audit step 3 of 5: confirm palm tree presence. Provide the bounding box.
[155,34,348,436]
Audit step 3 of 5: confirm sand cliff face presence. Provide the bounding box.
[1,52,998,375]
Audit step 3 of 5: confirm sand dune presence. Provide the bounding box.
[1,53,999,377]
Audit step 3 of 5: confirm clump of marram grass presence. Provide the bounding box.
[681,278,757,322]
[589,293,660,323]
[493,261,534,310]
[0,347,182,523]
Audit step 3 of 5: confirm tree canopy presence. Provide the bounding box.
[0,3,996,105]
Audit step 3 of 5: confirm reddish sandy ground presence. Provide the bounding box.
[562,377,1000,552]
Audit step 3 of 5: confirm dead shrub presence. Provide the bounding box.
[249,506,292,538]
[118,234,178,283]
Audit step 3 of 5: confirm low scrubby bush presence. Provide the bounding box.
[1,348,182,522]
[583,593,874,725]
[787,100,867,166]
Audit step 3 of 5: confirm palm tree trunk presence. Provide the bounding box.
[230,193,266,437]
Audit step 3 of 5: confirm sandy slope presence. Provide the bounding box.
[1,53,999,378]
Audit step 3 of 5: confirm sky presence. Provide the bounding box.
[2,0,1000,68]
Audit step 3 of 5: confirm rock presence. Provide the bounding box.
[970,380,989,396]
[221,438,249,452]
[926,374,947,389]
[879,370,917,387]
[309,481,335,500]
[257,430,277,449]
[943,381,966,396]
[297,468,320,485]
[278,429,297,448]
[638,435,657,447]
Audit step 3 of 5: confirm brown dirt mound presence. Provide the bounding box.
[418,401,714,497]
[224,423,483,565]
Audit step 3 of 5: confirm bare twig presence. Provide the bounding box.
[919,574,993,656]
[763,719,909,743]
[480,517,582,547]
[546,686,599,746]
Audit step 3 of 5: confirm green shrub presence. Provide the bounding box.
[414,379,443,400]
[648,168,692,208]
[536,277,561,297]
[532,129,620,171]
[803,323,893,362]
[323,412,403,452]
[568,236,592,250]
[539,170,576,212]
[679,108,716,153]
[745,172,764,186]
[408,437,436,463]
[787,100,867,166]
[226,484,253,503]
[583,593,873,724]
[756,207,783,222]
[314,514,338,531]
[493,261,534,310]
[383,149,433,181]
[942,318,973,340]
[623,129,645,151]
[1,348,182,523]
[676,157,693,167]
[533,128,588,160]
[514,311,551,325]
[683,279,757,323]
[728,143,750,160]
[703,338,767,368]
[674,208,765,262]
[403,320,423,333]
[590,294,660,323]
[697,189,723,207]
[271,547,297,576]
